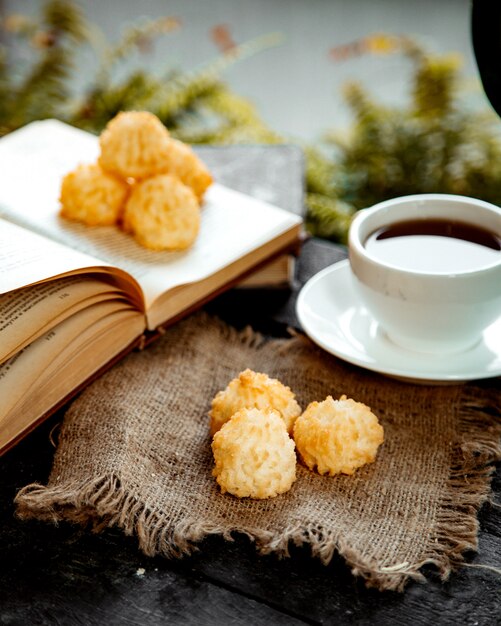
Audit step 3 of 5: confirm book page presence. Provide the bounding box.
[237,254,294,288]
[0,120,302,311]
[0,300,127,415]
[0,274,136,363]
[0,218,144,309]
[0,219,104,293]
[0,304,144,450]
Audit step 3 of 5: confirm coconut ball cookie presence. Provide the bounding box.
[209,369,301,437]
[211,408,297,499]
[163,138,213,201]
[59,163,129,226]
[293,395,384,476]
[98,111,171,180]
[123,174,200,250]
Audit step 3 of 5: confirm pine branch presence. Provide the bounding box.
[0,0,87,133]
[90,16,180,90]
[305,193,355,243]
[42,0,86,42]
[151,33,284,124]
[328,42,501,216]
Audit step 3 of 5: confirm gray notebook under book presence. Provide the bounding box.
[195,144,305,288]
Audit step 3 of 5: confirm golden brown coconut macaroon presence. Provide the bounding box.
[162,138,213,201]
[122,174,200,250]
[98,111,171,181]
[293,395,384,476]
[212,407,297,499]
[209,369,301,437]
[59,163,129,226]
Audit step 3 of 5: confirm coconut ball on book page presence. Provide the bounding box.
[123,174,200,251]
[59,111,212,252]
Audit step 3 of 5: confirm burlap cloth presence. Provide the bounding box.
[15,313,501,591]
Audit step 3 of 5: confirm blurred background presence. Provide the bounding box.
[2,0,482,140]
[1,0,500,241]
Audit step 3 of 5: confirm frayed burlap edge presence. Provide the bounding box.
[14,321,501,592]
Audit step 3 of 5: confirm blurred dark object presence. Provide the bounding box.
[472,0,501,117]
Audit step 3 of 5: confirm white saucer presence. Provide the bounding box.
[296,260,501,384]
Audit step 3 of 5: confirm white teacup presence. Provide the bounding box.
[348,194,501,353]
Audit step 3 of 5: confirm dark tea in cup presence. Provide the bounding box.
[364,218,501,273]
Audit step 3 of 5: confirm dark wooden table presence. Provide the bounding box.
[1,239,500,626]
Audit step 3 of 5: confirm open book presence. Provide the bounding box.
[0,120,302,454]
